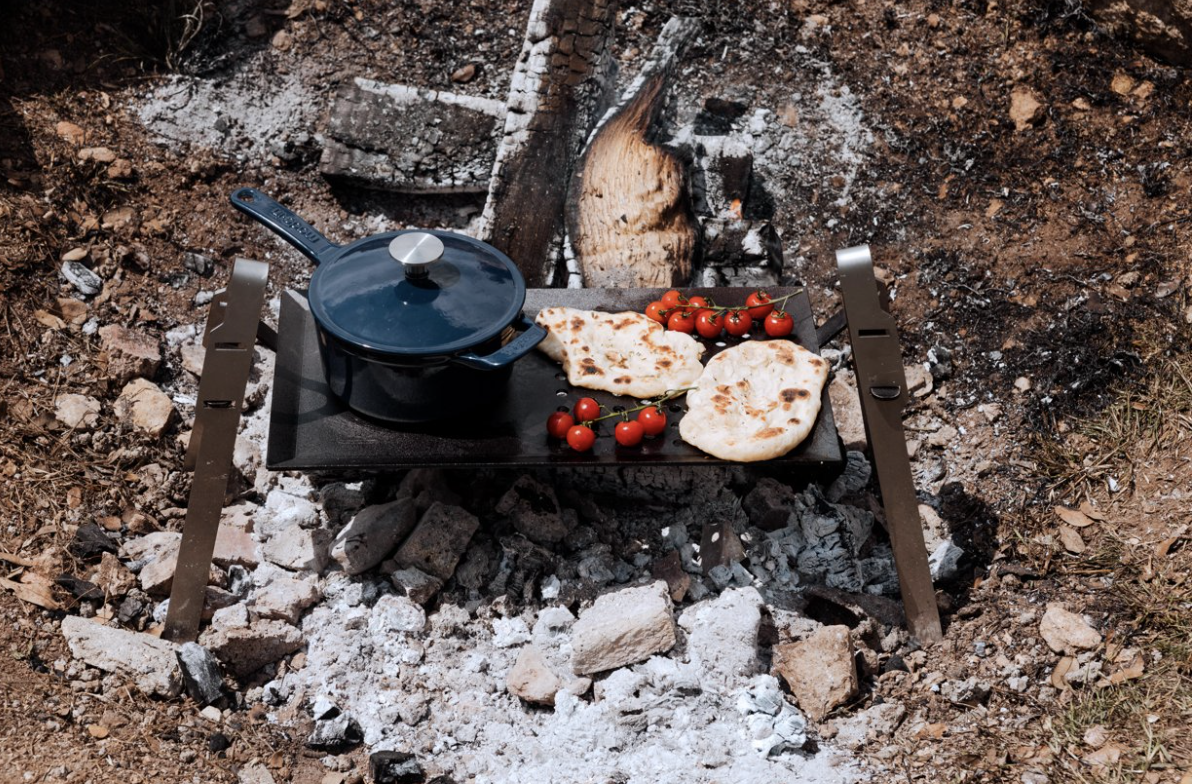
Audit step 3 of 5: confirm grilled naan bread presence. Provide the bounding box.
[534,307,705,398]
[679,340,828,462]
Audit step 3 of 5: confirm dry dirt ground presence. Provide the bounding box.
[2,0,1191,782]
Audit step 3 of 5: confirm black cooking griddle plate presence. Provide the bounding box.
[268,288,841,469]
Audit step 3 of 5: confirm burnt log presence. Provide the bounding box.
[479,0,619,287]
[694,218,783,287]
[319,79,505,194]
[566,17,699,288]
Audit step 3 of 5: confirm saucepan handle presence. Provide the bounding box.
[452,314,547,371]
[229,187,339,266]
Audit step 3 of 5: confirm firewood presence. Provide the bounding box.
[319,78,505,194]
[479,0,619,287]
[695,217,783,287]
[566,17,699,288]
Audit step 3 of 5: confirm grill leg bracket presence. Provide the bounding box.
[837,245,943,646]
[163,258,269,642]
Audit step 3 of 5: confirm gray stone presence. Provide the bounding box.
[306,712,363,751]
[61,260,102,296]
[1040,603,1101,655]
[263,526,331,573]
[833,702,906,750]
[369,750,425,784]
[177,642,225,705]
[200,619,304,678]
[114,379,175,437]
[251,576,321,624]
[61,615,181,697]
[570,581,676,675]
[331,495,417,575]
[772,625,858,721]
[238,762,277,784]
[678,587,764,694]
[495,475,570,544]
[389,567,442,605]
[99,324,161,384]
[392,502,479,581]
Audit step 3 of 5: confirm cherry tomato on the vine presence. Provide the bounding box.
[614,420,645,447]
[724,310,752,337]
[746,291,774,320]
[547,412,574,439]
[644,301,668,324]
[764,310,794,337]
[695,310,724,339]
[685,295,709,313]
[667,310,696,333]
[660,290,686,309]
[637,406,667,436]
[566,425,597,452]
[573,397,601,423]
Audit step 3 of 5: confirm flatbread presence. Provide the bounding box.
[534,307,705,398]
[678,339,828,462]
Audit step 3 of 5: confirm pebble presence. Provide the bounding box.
[61,261,103,296]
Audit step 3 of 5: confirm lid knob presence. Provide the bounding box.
[389,232,444,279]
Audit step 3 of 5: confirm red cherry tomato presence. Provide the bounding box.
[685,295,708,313]
[573,397,601,423]
[746,291,774,320]
[566,425,596,452]
[614,420,645,447]
[667,310,696,333]
[764,310,794,337]
[547,412,574,439]
[724,310,752,337]
[637,406,667,436]
[695,310,724,338]
[644,301,668,324]
[660,290,686,309]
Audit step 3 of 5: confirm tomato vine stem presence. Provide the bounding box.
[578,387,694,426]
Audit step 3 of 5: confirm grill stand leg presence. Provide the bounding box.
[162,258,269,643]
[836,245,943,646]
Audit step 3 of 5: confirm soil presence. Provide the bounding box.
[2,0,1191,782]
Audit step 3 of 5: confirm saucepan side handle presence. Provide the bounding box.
[452,314,547,371]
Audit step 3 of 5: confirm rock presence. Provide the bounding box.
[307,713,363,751]
[570,581,677,675]
[61,260,102,297]
[331,496,417,575]
[114,379,175,437]
[390,567,442,605]
[238,762,277,784]
[828,371,867,450]
[833,702,906,750]
[99,325,162,384]
[56,297,88,324]
[699,521,745,575]
[271,29,292,51]
[213,524,259,569]
[251,576,321,624]
[1087,0,1192,66]
[678,587,764,693]
[492,617,532,648]
[1040,603,1101,654]
[772,625,858,721]
[177,642,225,705]
[54,393,101,430]
[61,615,181,697]
[826,450,871,503]
[506,645,563,706]
[55,121,86,144]
[107,158,134,179]
[93,552,136,597]
[263,526,331,573]
[1010,87,1045,131]
[320,482,368,525]
[495,475,569,545]
[392,502,479,581]
[55,574,104,601]
[905,363,933,397]
[742,478,797,531]
[451,63,478,83]
[200,619,304,678]
[69,523,117,561]
[182,251,215,277]
[926,424,959,449]
[370,595,427,634]
[650,550,690,602]
[929,539,965,581]
[736,674,808,756]
[369,751,424,784]
[78,146,116,162]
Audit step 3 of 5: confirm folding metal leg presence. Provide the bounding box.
[163,259,269,642]
[837,245,943,645]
